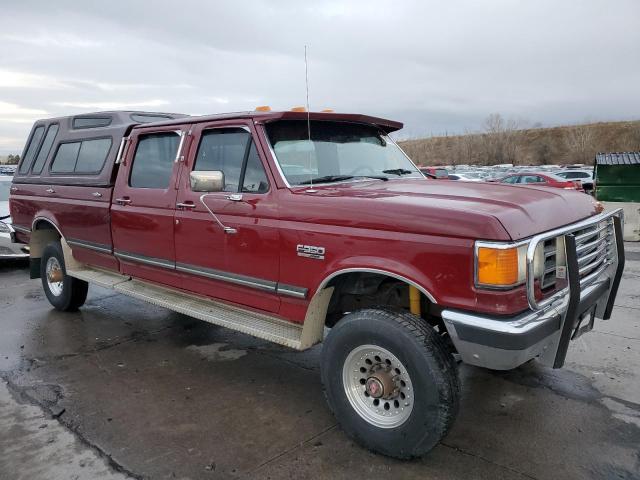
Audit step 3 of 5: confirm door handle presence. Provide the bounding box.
[46,188,55,194]
[92,192,102,198]
[225,194,243,202]
[115,197,131,205]
[176,202,196,209]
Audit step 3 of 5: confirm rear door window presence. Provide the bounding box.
[31,124,59,174]
[129,132,180,189]
[18,126,45,174]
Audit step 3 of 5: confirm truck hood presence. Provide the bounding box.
[288,179,599,241]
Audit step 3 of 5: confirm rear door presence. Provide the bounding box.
[174,120,280,313]
[111,125,187,286]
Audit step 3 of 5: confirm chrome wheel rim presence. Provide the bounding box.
[342,344,414,428]
[46,257,63,296]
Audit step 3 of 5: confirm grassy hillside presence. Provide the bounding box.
[399,120,640,166]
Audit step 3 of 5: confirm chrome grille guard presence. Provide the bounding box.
[525,208,625,311]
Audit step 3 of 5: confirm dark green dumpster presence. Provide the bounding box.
[595,152,640,202]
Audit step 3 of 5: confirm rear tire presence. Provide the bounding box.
[321,307,459,459]
[40,241,88,311]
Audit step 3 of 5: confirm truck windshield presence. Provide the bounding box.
[265,120,422,186]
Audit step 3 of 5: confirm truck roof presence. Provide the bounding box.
[132,110,403,134]
[13,110,402,188]
[32,110,189,129]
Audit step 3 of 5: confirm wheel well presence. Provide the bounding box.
[30,219,62,259]
[27,219,63,279]
[322,271,440,329]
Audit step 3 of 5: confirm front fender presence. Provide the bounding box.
[312,255,440,304]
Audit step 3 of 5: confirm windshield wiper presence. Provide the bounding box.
[298,175,354,185]
[354,175,388,181]
[382,168,414,176]
[298,174,388,185]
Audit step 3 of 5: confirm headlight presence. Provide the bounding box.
[0,221,11,234]
[475,241,545,289]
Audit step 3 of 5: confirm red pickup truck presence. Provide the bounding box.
[9,109,625,459]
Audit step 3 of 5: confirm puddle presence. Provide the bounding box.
[186,343,247,362]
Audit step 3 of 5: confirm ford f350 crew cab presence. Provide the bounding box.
[9,109,625,459]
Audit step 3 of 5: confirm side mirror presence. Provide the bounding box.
[190,171,224,192]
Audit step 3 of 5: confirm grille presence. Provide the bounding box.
[538,217,615,290]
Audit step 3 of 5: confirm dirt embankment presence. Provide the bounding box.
[399,120,640,166]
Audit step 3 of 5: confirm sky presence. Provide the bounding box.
[1,0,639,154]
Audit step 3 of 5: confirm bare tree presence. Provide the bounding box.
[480,113,522,165]
[564,125,597,163]
[455,129,481,165]
[533,141,552,165]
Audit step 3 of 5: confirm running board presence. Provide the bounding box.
[66,266,313,350]
[66,266,130,288]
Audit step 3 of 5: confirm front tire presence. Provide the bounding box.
[40,241,88,311]
[321,307,459,459]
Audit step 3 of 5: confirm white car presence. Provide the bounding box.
[556,170,594,192]
[0,175,29,259]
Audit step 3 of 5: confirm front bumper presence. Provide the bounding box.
[442,210,625,370]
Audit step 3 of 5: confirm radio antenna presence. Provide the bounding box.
[304,45,316,192]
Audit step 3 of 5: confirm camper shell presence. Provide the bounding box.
[14,111,188,187]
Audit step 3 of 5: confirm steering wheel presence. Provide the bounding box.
[350,165,376,176]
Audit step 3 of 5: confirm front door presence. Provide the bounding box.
[111,126,186,286]
[174,121,280,312]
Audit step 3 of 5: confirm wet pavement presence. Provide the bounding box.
[1,244,639,480]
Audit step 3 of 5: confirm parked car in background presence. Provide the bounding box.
[419,166,449,179]
[497,172,585,192]
[448,172,482,181]
[556,170,594,193]
[0,176,29,259]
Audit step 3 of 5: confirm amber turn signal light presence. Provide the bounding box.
[290,106,307,112]
[477,246,519,287]
[255,105,271,112]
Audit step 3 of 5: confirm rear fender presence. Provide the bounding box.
[29,216,80,278]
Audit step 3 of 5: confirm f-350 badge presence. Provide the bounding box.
[297,244,325,260]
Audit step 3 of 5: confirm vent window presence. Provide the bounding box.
[130,114,172,123]
[72,117,112,129]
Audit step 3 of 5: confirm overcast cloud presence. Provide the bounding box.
[1,0,639,154]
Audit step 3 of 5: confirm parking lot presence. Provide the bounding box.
[1,244,639,480]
